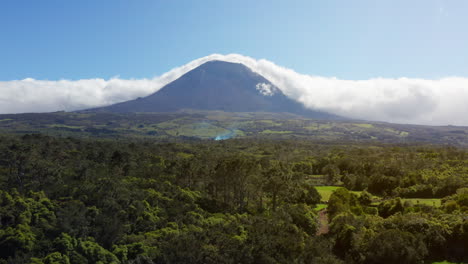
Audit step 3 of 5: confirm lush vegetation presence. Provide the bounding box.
[0,134,466,263]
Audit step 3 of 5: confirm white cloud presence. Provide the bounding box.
[256,83,276,96]
[1,53,468,126]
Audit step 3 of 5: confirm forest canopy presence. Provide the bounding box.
[0,134,466,263]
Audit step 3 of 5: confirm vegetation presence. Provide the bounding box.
[0,133,466,263]
[315,186,362,202]
[2,111,468,146]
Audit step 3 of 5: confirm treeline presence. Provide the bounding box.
[0,134,466,263]
[311,145,468,198]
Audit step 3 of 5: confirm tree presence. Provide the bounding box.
[263,161,292,211]
[364,229,427,264]
[327,188,361,219]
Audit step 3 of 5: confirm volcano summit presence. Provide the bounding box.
[91,60,338,119]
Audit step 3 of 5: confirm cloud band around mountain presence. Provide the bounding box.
[1,54,467,126]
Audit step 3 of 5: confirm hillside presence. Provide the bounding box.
[1,111,468,146]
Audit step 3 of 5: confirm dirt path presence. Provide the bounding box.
[316,209,329,235]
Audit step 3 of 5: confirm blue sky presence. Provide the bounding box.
[1,0,467,80]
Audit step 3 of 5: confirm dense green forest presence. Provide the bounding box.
[0,134,466,263]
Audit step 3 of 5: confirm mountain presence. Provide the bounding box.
[89,60,339,119]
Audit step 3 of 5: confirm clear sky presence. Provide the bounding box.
[1,0,467,80]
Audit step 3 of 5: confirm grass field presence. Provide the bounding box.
[166,123,230,138]
[315,186,341,202]
[259,129,293,134]
[315,186,442,208]
[315,186,362,202]
[402,198,442,207]
[0,111,467,146]
[48,124,84,129]
[353,123,374,128]
[314,204,328,211]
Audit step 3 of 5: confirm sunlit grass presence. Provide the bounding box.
[314,204,328,211]
[353,123,374,128]
[166,123,230,138]
[259,129,293,134]
[315,186,362,202]
[48,124,84,129]
[402,198,442,207]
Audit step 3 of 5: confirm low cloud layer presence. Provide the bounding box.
[1,54,468,126]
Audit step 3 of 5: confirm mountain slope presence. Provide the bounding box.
[90,60,339,119]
